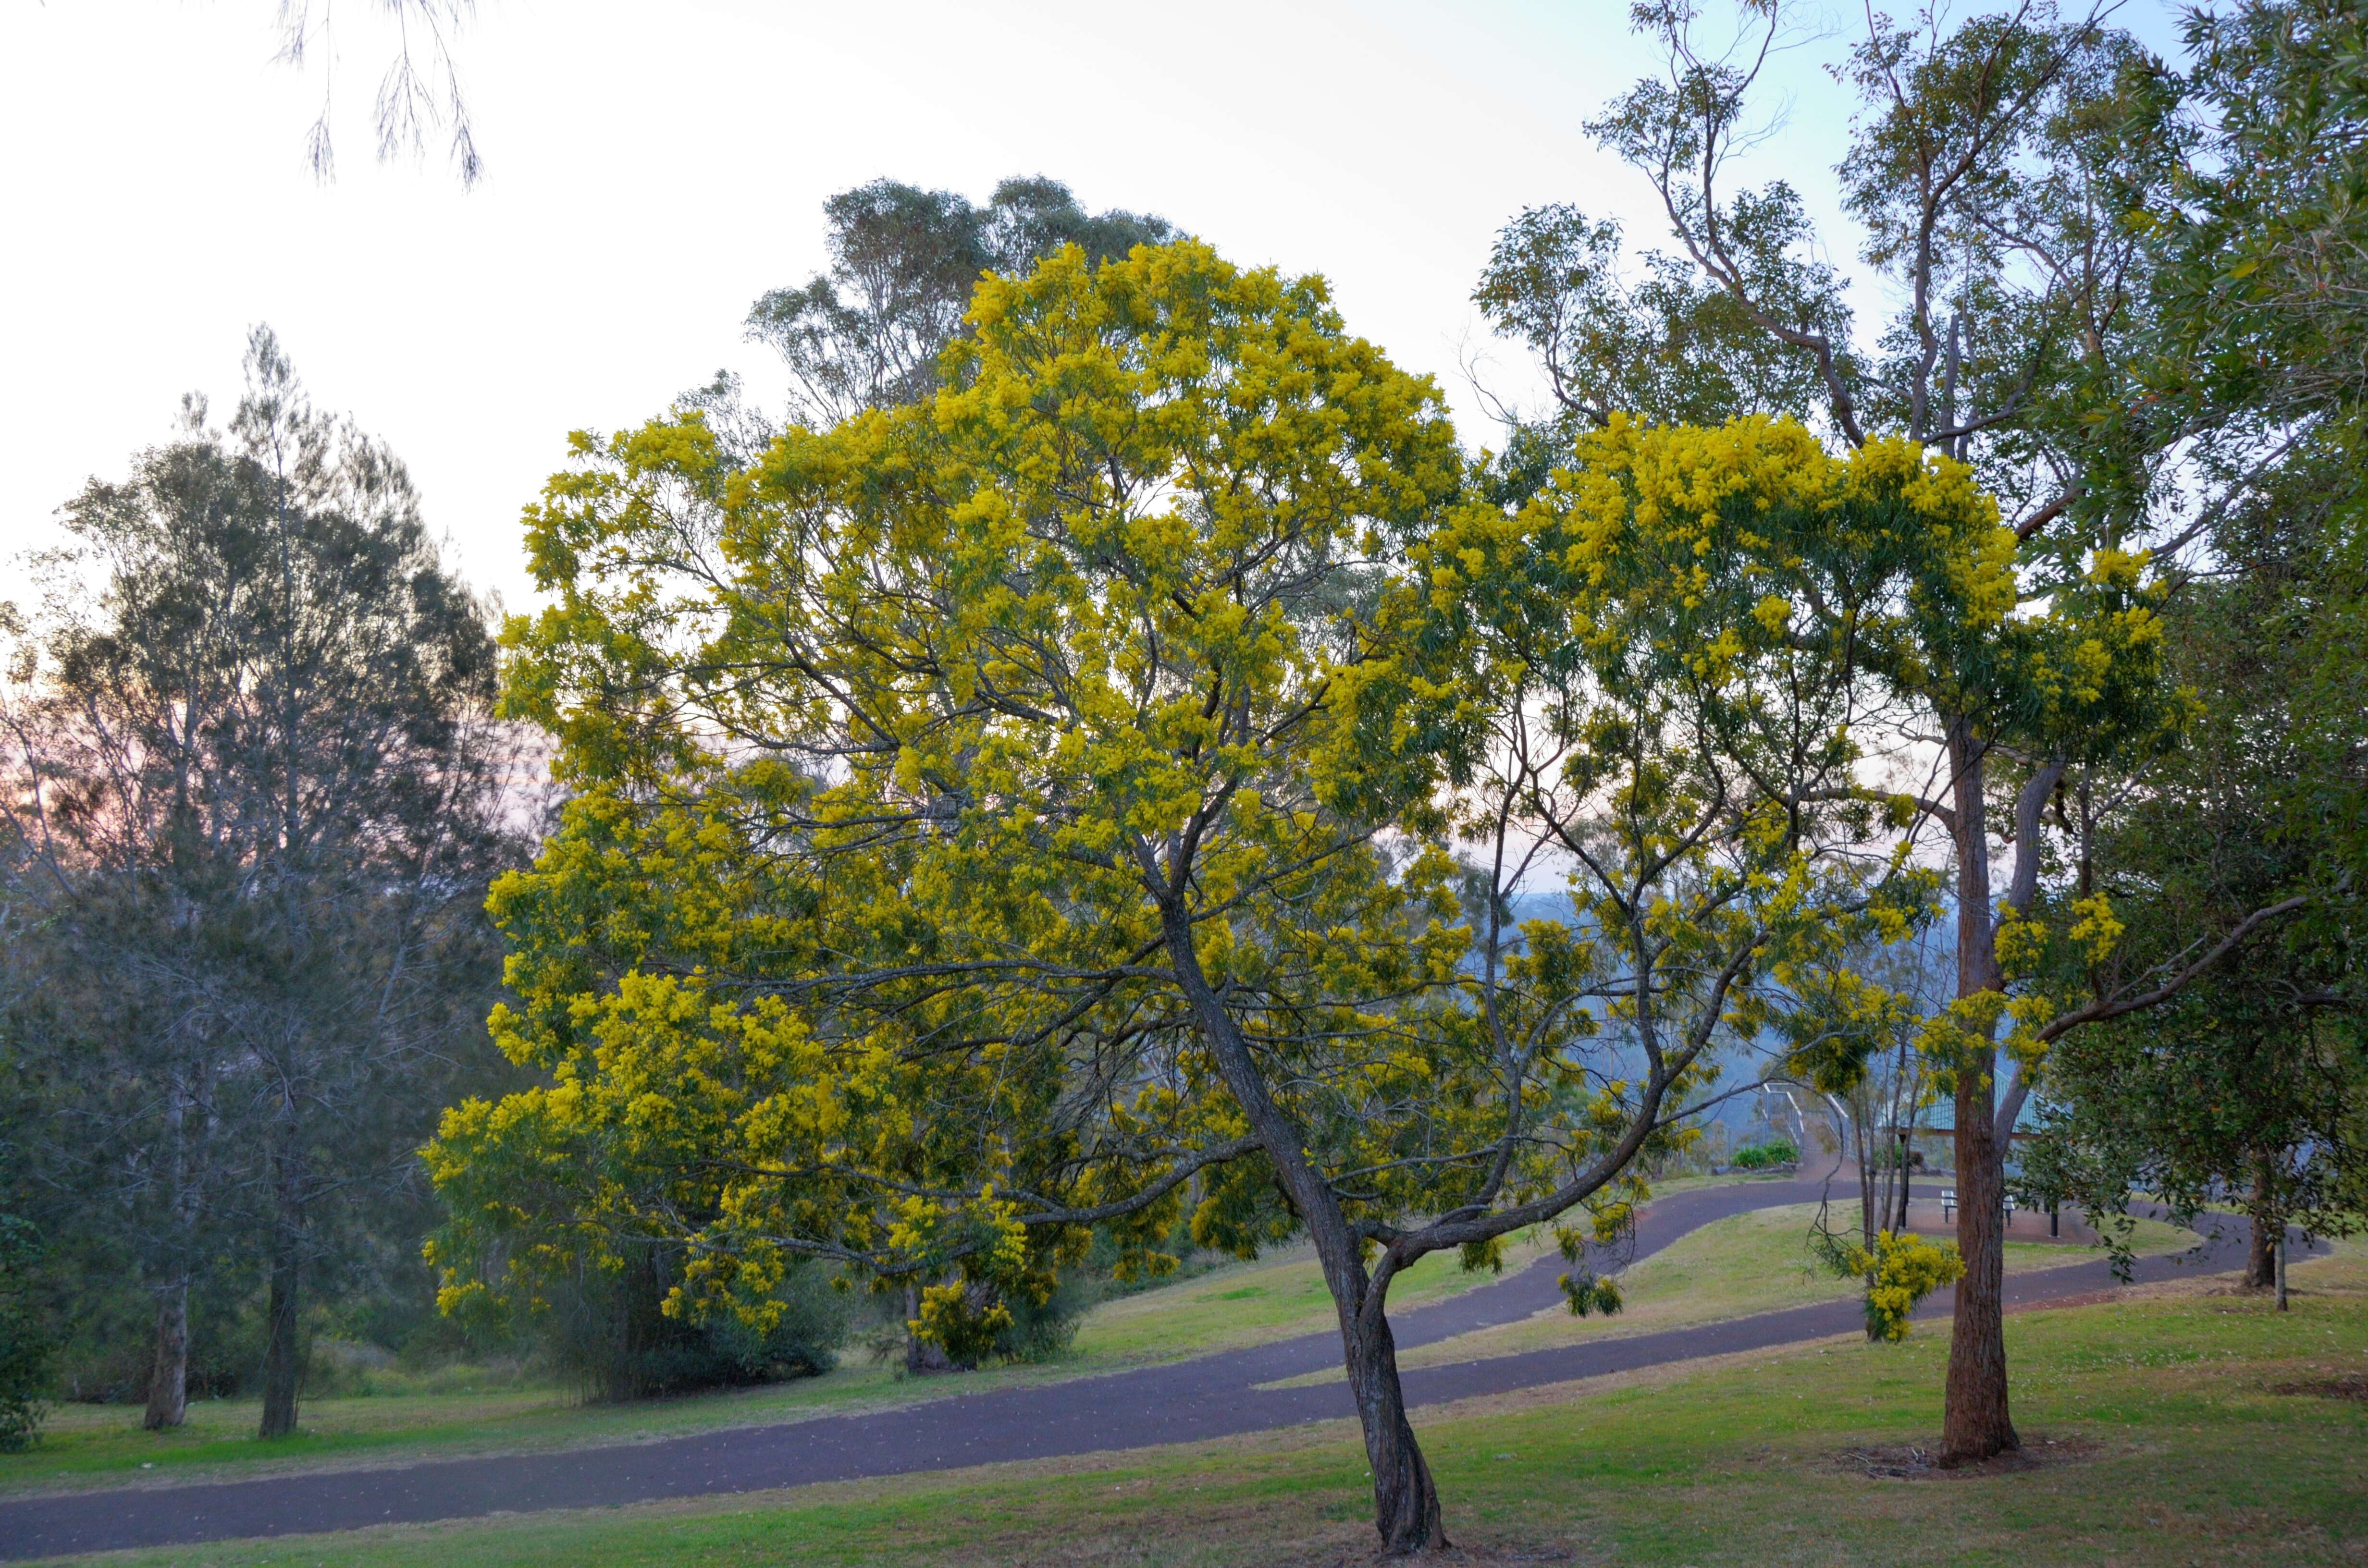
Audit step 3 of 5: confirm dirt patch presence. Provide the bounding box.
[1828,1433,2103,1481]
[1288,1542,1582,1568]
[2011,1288,2125,1312]
[2269,1372,2368,1401]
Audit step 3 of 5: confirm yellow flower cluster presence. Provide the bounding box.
[1844,1230,1967,1342]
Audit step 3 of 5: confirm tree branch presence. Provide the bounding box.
[2035,895,2310,1045]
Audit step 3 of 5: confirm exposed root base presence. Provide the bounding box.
[2270,1372,2368,1400]
[1304,1546,1574,1568]
[1831,1433,2101,1481]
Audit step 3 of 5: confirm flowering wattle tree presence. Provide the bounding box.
[425,247,2095,1551]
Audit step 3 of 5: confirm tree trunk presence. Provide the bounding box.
[259,1240,301,1437]
[1856,1113,1879,1254]
[145,1065,198,1432]
[1344,1307,1444,1555]
[259,1126,305,1437]
[1938,718,2018,1465]
[900,1281,958,1374]
[141,1281,189,1431]
[1160,902,1445,1554]
[1942,1064,2016,1460]
[2245,1161,2278,1289]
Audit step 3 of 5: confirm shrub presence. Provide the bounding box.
[993,1270,1094,1363]
[543,1244,848,1402]
[1731,1140,1799,1170]
[0,1217,55,1449]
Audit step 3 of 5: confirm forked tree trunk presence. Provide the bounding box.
[143,1280,190,1431]
[1939,719,2018,1465]
[259,1241,301,1437]
[2245,1161,2278,1289]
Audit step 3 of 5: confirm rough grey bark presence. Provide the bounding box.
[259,1139,304,1438]
[258,1248,301,1438]
[141,1283,188,1432]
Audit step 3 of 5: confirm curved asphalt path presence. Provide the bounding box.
[0,1179,2286,1561]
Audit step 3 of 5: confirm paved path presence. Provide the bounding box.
[0,1180,2269,1561]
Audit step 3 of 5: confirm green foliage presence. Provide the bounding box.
[745,175,1172,424]
[533,1245,845,1403]
[2020,425,2367,1266]
[1556,1269,1624,1319]
[0,1217,53,1450]
[2150,0,2368,432]
[1473,202,1841,430]
[0,327,526,1430]
[428,237,1484,1355]
[1729,1142,1797,1171]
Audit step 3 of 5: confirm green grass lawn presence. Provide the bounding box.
[0,1201,1557,1495]
[1251,1201,2201,1384]
[0,1178,2190,1511]
[34,1244,2365,1567]
[1073,1227,1555,1363]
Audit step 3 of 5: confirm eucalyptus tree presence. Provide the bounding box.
[0,330,525,1434]
[744,175,1172,425]
[1475,0,2311,1461]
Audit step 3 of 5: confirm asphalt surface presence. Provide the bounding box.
[0,1178,2272,1561]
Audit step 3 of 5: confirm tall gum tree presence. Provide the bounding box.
[1478,0,2308,1461]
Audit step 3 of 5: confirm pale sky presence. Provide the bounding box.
[0,1,2163,613]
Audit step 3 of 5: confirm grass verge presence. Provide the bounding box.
[0,1200,1561,1494]
[1262,1200,2198,1387]
[31,1243,2364,1567]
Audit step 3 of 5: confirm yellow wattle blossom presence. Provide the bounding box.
[1844,1230,1967,1341]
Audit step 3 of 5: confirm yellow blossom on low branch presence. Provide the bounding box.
[1843,1230,1967,1342]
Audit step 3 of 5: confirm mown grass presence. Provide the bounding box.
[1073,1227,1556,1363]
[1275,1200,2201,1382]
[0,1193,1562,1494]
[36,1244,2366,1567]
[0,1175,2154,1502]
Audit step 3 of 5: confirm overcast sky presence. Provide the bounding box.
[0,1,2177,612]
